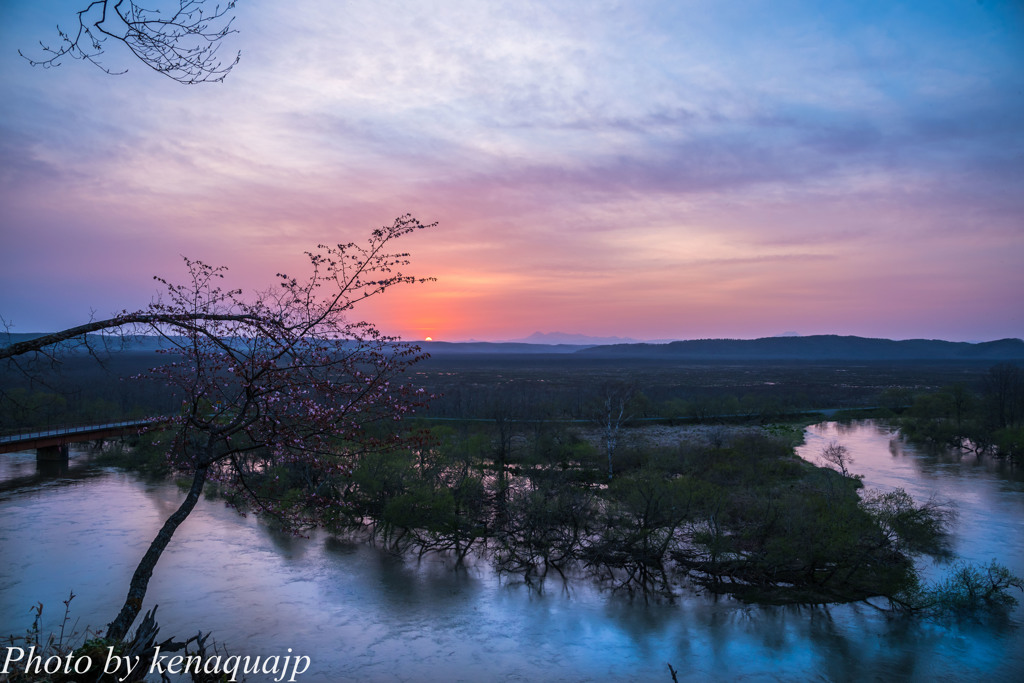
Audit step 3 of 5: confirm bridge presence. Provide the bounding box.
[0,420,160,462]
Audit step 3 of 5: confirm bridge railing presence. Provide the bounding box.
[0,419,167,444]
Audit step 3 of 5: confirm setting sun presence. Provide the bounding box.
[425,337,432,341]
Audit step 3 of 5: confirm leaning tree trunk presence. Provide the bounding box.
[106,465,209,640]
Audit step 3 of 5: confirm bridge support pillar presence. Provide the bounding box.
[37,444,69,462]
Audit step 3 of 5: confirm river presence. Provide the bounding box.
[1,421,1022,682]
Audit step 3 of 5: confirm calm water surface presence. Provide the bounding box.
[1,421,1022,682]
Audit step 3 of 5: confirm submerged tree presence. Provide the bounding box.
[1,216,436,640]
[20,0,241,84]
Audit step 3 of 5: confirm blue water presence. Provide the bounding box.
[1,421,1021,682]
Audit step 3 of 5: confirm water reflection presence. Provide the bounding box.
[1,424,1022,682]
[0,447,102,491]
[797,420,1024,581]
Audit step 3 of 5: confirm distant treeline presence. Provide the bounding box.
[0,351,177,431]
[1,344,1019,435]
[413,357,1007,424]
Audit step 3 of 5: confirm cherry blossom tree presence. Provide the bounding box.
[102,215,435,639]
[0,216,434,641]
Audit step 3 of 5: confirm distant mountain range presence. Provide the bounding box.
[571,335,1024,361]
[417,335,1024,360]
[502,331,657,345]
[4,332,1024,361]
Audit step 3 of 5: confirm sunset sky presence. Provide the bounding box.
[1,0,1022,343]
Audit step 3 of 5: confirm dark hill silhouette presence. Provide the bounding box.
[574,335,1024,361]
[5,332,1023,361]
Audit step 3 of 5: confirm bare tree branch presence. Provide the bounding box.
[19,0,241,84]
[0,311,263,361]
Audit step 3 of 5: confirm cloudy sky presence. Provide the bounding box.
[1,0,1022,342]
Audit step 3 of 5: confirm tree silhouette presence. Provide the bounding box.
[819,440,853,478]
[1,216,436,641]
[20,0,241,84]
